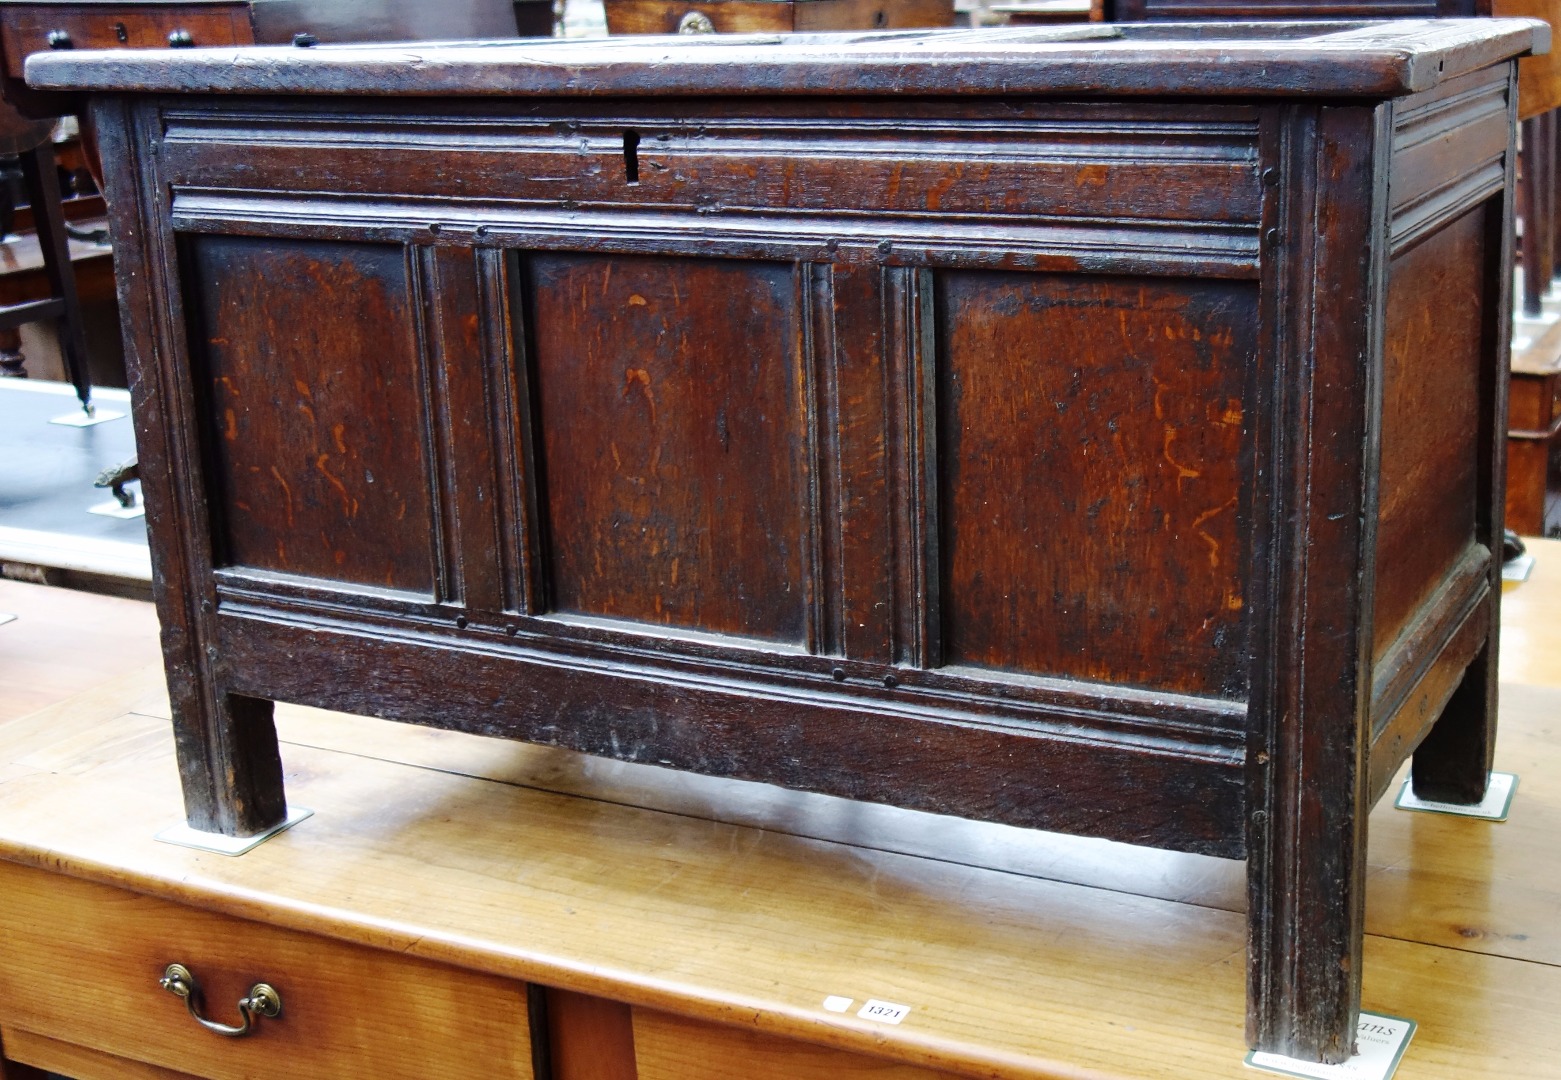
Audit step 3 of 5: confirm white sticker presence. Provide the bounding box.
[857,999,910,1025]
[822,996,853,1013]
[1246,1013,1415,1080]
[1395,772,1517,822]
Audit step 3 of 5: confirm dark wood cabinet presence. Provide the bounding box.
[30,19,1543,1064]
[0,0,543,115]
[1507,349,1561,533]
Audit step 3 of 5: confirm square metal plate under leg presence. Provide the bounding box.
[1502,553,1535,582]
[155,806,314,856]
[1246,1012,1416,1080]
[50,407,127,428]
[86,497,145,520]
[1394,772,1517,821]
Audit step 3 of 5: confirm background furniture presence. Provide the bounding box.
[1507,328,1561,532]
[0,0,549,118]
[32,20,1540,1063]
[0,208,113,381]
[0,0,549,411]
[1,544,1560,1079]
[0,103,92,408]
[993,0,1100,23]
[603,0,954,34]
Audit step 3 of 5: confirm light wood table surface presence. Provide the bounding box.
[0,544,1558,1079]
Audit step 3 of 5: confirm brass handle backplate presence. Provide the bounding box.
[159,963,282,1038]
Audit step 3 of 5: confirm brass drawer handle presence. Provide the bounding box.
[677,11,715,33]
[158,963,282,1038]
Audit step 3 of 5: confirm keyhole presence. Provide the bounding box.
[623,130,640,185]
[114,21,129,42]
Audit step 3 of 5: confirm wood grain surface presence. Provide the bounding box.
[634,1010,966,1080]
[1,1029,204,1080]
[0,861,535,1080]
[0,578,160,723]
[24,21,1549,99]
[0,22,1550,1057]
[2,542,1560,1078]
[70,32,1526,1060]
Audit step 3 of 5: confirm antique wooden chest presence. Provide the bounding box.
[30,20,1544,1062]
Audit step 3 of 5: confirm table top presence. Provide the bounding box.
[24,19,1550,99]
[1,541,1560,1079]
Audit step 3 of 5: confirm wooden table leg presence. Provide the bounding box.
[16,141,93,414]
[1520,112,1556,317]
[0,326,24,377]
[171,690,287,837]
[1541,110,1557,307]
[1411,644,1499,803]
[1550,106,1561,302]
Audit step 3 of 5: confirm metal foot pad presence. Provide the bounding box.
[49,407,126,427]
[1245,1013,1416,1080]
[1395,772,1517,821]
[1501,553,1535,583]
[155,806,314,856]
[86,498,145,519]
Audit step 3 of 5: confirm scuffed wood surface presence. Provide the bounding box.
[24,20,1550,99]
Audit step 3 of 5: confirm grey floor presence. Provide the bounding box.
[0,378,150,582]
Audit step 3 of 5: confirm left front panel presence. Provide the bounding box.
[186,234,439,597]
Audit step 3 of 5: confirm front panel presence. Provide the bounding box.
[139,95,1268,851]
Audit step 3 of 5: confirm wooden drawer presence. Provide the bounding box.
[1510,369,1561,435]
[632,1008,966,1080]
[0,861,534,1080]
[0,3,252,78]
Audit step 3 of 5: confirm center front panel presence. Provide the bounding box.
[525,253,816,647]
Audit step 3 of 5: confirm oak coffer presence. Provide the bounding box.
[29,20,1544,1063]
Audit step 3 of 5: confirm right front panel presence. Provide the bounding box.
[936,271,1254,699]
